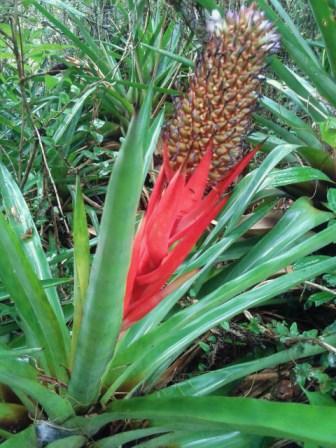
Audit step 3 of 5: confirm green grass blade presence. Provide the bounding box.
[266,77,326,123]
[0,278,71,302]
[248,132,287,152]
[249,140,335,181]
[30,1,105,70]
[34,0,84,17]
[68,90,152,406]
[0,347,42,358]
[298,147,336,180]
[68,418,256,448]
[281,39,336,108]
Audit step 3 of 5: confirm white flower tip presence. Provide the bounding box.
[206,9,224,34]
[210,9,222,21]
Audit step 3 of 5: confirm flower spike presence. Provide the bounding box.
[122,4,278,329]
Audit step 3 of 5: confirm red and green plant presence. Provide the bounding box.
[1,3,336,448]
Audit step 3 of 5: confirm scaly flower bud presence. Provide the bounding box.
[164,3,279,184]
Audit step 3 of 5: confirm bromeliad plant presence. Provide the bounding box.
[1,4,336,448]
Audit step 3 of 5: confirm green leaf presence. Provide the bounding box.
[260,97,322,149]
[320,117,336,147]
[30,1,105,70]
[71,178,90,366]
[0,214,69,380]
[205,144,298,245]
[306,391,336,407]
[265,167,333,188]
[0,403,27,428]
[0,360,74,422]
[68,90,152,406]
[140,43,194,68]
[323,272,336,287]
[263,0,320,65]
[221,198,331,283]
[143,110,164,180]
[0,163,67,337]
[253,113,304,145]
[46,435,87,448]
[53,86,97,145]
[0,278,71,302]
[1,426,37,448]
[298,147,336,180]
[44,74,60,90]
[327,188,336,212]
[309,0,336,78]
[0,347,42,359]
[134,430,260,448]
[92,428,170,448]
[98,396,336,447]
[306,291,335,308]
[269,57,329,121]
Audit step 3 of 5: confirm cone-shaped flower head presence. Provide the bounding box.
[165,3,279,184]
[123,4,279,329]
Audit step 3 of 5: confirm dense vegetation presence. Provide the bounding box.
[0,1,336,447]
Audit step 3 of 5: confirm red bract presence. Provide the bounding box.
[122,142,257,329]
